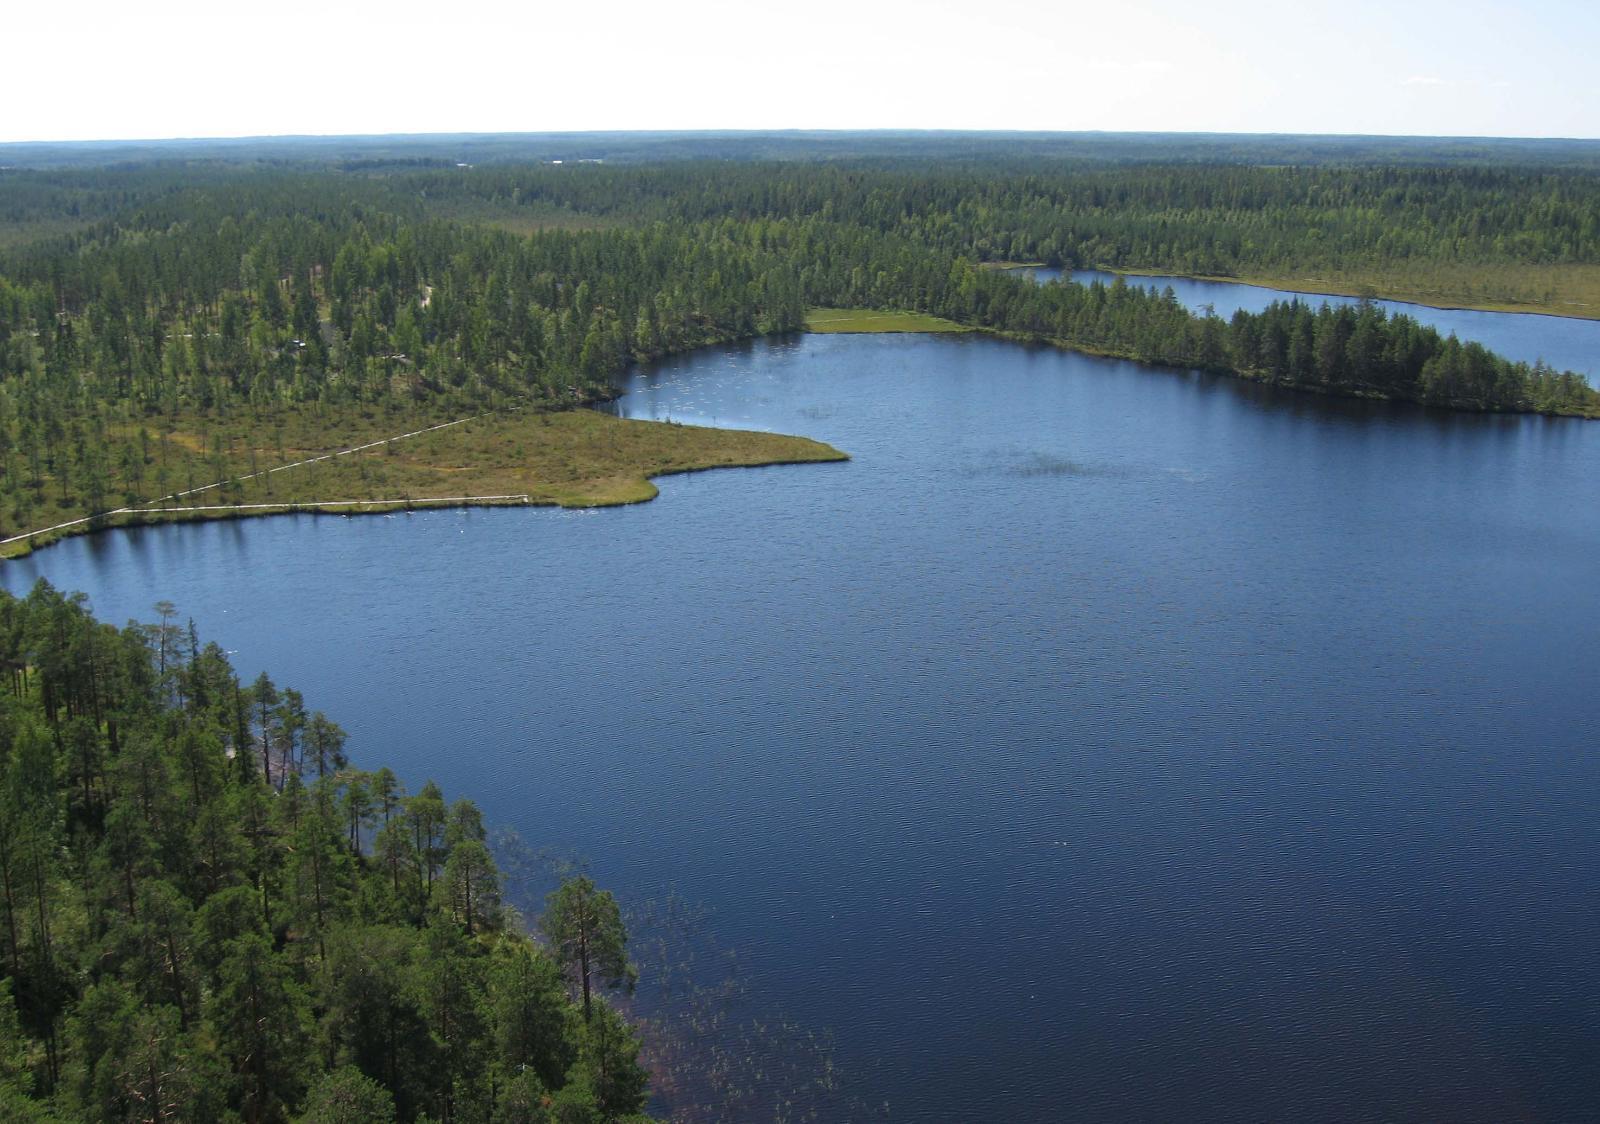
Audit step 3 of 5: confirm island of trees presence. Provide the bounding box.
[0,582,652,1122]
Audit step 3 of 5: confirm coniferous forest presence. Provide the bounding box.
[5,156,1599,410]
[1,146,1597,544]
[0,583,649,1123]
[3,135,1600,1120]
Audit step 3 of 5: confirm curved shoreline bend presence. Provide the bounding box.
[0,411,848,560]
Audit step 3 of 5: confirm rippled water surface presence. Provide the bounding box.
[7,334,1600,1121]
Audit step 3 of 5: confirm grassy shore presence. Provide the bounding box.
[806,308,971,333]
[0,409,846,559]
[1228,263,1600,320]
[1062,262,1600,321]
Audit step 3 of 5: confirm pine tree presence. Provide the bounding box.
[541,878,635,1022]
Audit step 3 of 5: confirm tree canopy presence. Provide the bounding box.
[0,582,652,1122]
[0,154,1596,542]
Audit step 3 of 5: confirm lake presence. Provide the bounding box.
[6,332,1600,1121]
[1010,266,1600,377]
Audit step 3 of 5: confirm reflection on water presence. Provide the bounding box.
[1004,265,1600,376]
[7,333,1600,1122]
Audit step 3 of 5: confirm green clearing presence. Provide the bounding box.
[1002,261,1600,320]
[1227,261,1600,320]
[806,308,971,333]
[426,197,626,236]
[1,408,846,558]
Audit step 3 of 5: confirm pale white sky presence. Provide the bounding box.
[4,0,1597,142]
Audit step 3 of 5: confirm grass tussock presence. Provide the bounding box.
[806,308,971,333]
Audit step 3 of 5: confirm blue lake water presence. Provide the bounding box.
[6,333,1600,1121]
[1010,266,1600,378]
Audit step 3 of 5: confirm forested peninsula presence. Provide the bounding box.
[0,145,1597,555]
[0,582,654,1122]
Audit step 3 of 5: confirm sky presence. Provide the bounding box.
[3,0,1597,142]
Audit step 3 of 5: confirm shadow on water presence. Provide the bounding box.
[620,324,1594,446]
[1054,266,1600,375]
[11,332,1600,1123]
[1166,362,1596,437]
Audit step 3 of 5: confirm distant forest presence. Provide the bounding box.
[0,140,1597,538]
[7,130,1600,170]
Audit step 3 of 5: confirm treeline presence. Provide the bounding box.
[0,165,1594,533]
[0,182,811,529]
[0,582,653,1123]
[952,272,1595,412]
[0,193,806,414]
[7,131,1600,173]
[13,158,1600,284]
[381,161,1600,277]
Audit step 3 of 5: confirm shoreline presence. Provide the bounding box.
[1014,263,1600,323]
[981,327,1600,419]
[0,423,848,561]
[803,309,1599,419]
[805,308,969,333]
[9,297,1589,565]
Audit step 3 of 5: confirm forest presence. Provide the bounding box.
[0,137,1598,1120]
[0,154,1596,545]
[0,581,652,1122]
[6,131,1600,171]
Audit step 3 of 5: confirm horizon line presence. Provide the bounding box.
[4,127,1600,148]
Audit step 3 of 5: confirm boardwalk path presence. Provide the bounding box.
[1,410,507,548]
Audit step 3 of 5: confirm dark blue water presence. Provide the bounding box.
[1011,266,1600,378]
[7,334,1600,1122]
